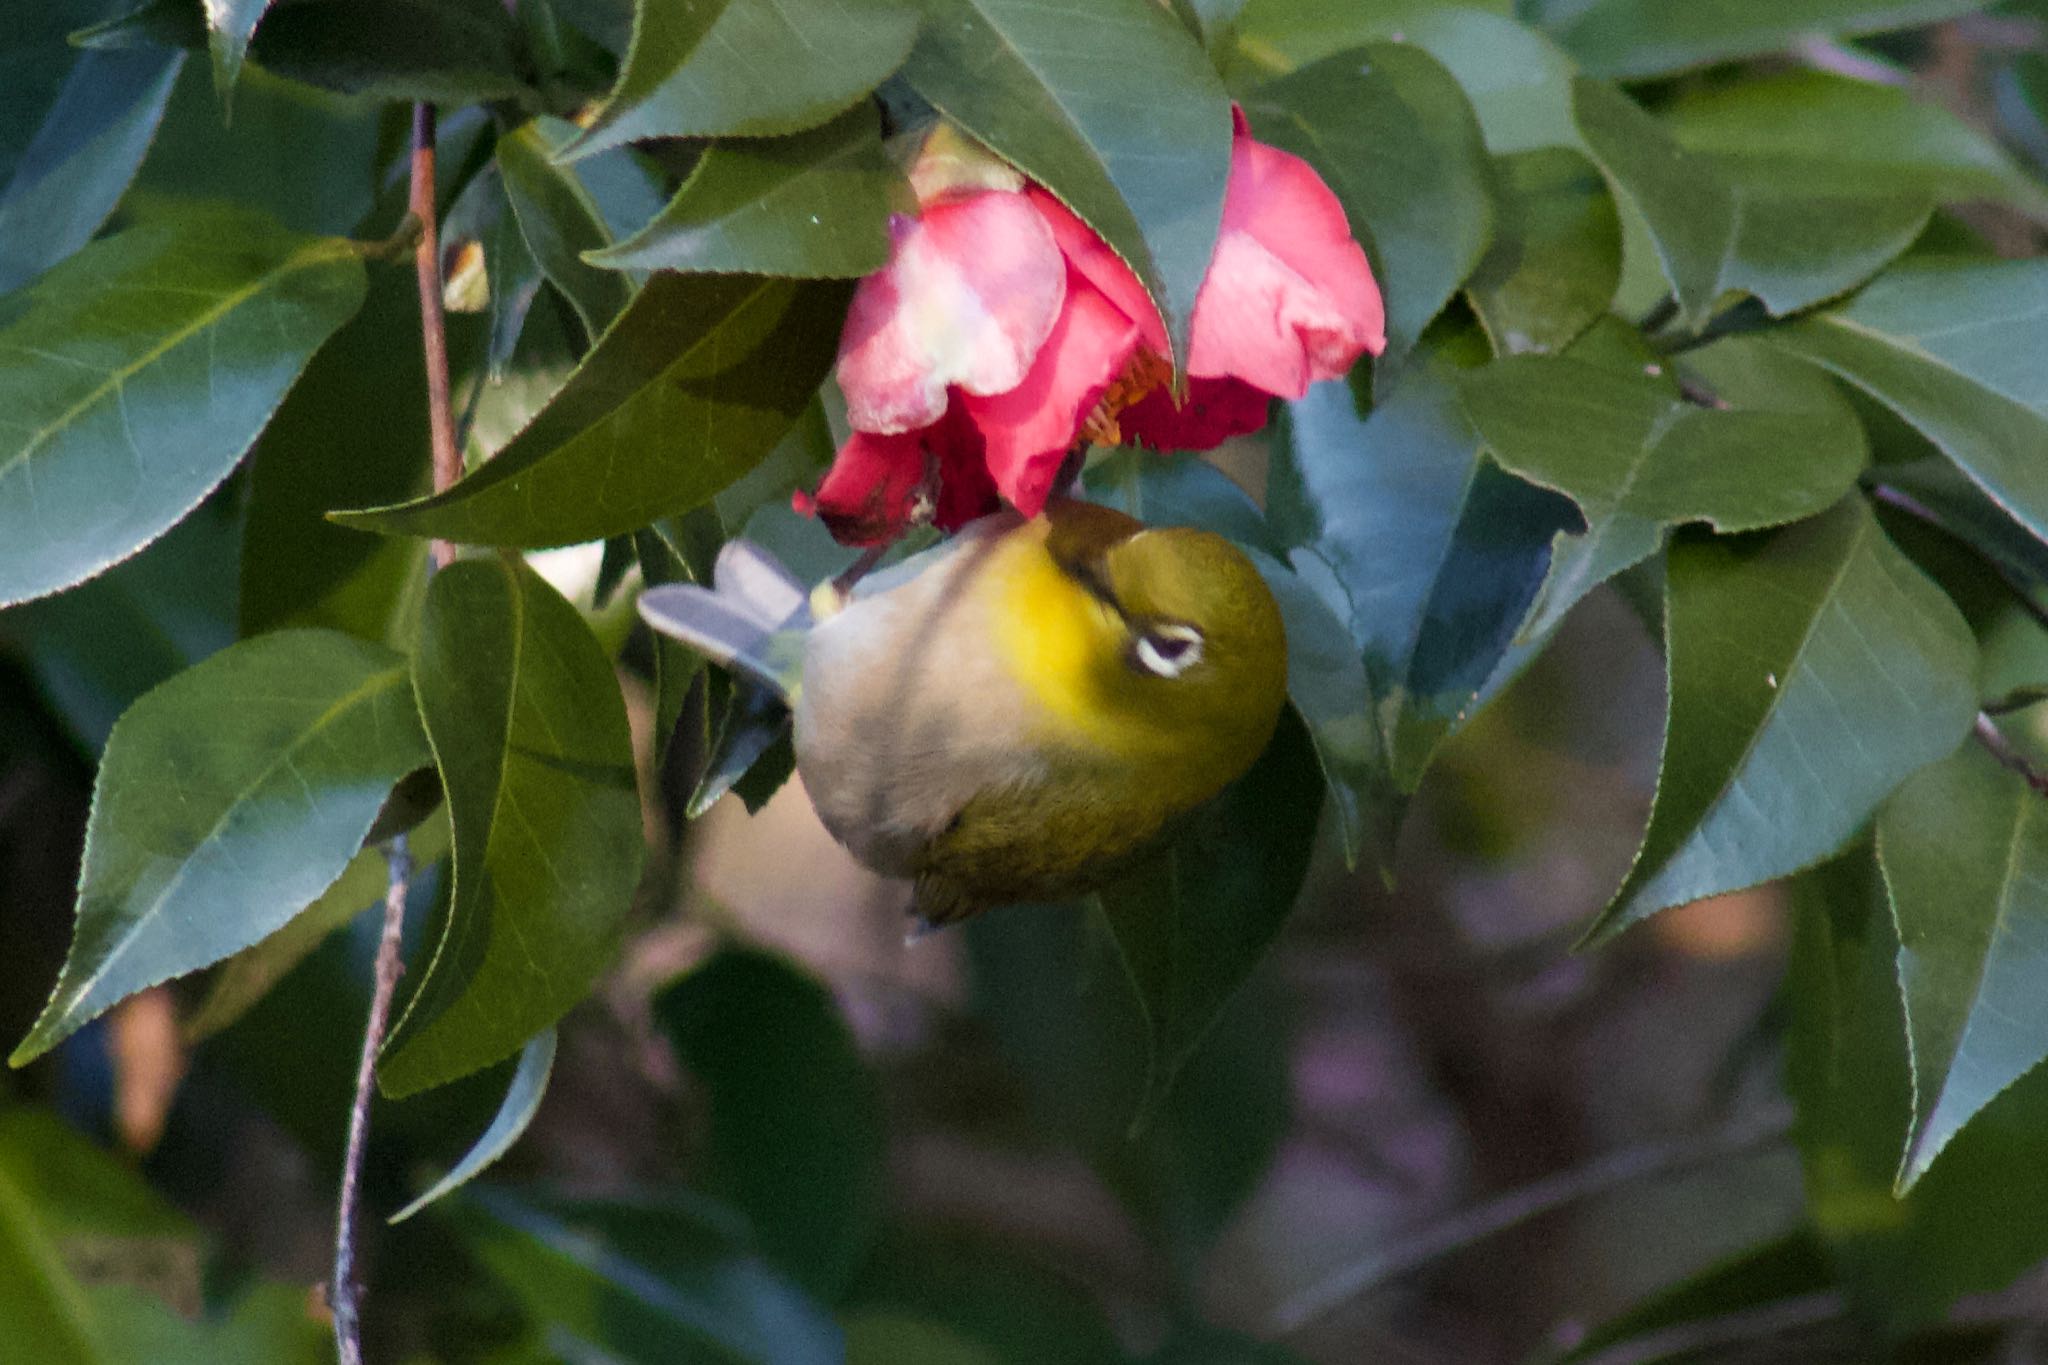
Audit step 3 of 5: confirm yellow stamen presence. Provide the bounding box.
[1081,349,1173,447]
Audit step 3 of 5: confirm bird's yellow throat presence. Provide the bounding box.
[988,518,1159,759]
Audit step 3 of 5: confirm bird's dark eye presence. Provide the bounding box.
[1132,624,1204,678]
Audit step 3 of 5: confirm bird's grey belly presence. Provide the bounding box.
[793,567,1044,878]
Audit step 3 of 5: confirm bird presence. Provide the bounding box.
[637,498,1288,929]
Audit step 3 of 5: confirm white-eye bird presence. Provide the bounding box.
[638,499,1287,928]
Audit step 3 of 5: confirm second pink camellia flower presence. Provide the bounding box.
[801,115,1386,546]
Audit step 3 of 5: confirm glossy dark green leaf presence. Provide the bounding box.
[454,1186,842,1365]
[634,516,714,772]
[244,0,531,105]
[1082,446,1281,556]
[570,0,916,155]
[332,275,848,548]
[393,1026,556,1222]
[655,948,885,1298]
[1787,851,2048,1331]
[1663,72,2048,215]
[1550,0,1993,79]
[381,557,642,1096]
[499,116,631,344]
[1,497,237,752]
[207,0,272,93]
[1572,78,1735,328]
[240,269,443,641]
[1466,148,1620,356]
[590,104,907,278]
[1878,741,2048,1190]
[1768,259,2048,550]
[127,60,386,238]
[1719,191,1930,318]
[0,207,365,608]
[1461,338,1867,637]
[903,0,1232,366]
[0,46,183,295]
[1229,4,1575,155]
[1243,42,1492,363]
[1272,342,1580,790]
[1588,500,1978,943]
[1098,706,1320,1108]
[11,629,431,1065]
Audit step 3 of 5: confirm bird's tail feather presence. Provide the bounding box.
[637,540,810,706]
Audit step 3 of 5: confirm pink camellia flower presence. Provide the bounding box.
[800,115,1385,545]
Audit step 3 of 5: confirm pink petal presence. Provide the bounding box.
[1026,188,1166,353]
[1189,134,1385,394]
[962,273,1141,518]
[836,192,1066,434]
[1119,376,1272,452]
[797,430,928,545]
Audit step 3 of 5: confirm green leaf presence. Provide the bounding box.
[1231,5,1578,155]
[128,61,386,238]
[241,0,532,105]
[1460,338,1868,637]
[1767,258,2048,551]
[1082,445,1281,556]
[1786,851,2048,1331]
[1097,706,1320,1110]
[1242,42,1493,363]
[1572,78,1735,328]
[655,948,885,1298]
[570,0,917,155]
[446,166,544,383]
[589,104,908,278]
[1,497,237,752]
[1271,341,1581,790]
[0,47,184,295]
[902,0,1232,366]
[1466,148,1620,356]
[11,629,431,1066]
[0,206,366,608]
[454,1186,842,1365]
[381,557,643,1096]
[1555,1232,1831,1364]
[1663,71,2048,216]
[0,1150,105,1364]
[1550,0,1994,79]
[499,116,631,344]
[1588,499,1978,943]
[1878,740,2048,1190]
[331,275,848,548]
[1871,456,2048,589]
[392,1026,556,1222]
[240,269,447,642]
[846,1228,1125,1365]
[206,0,272,94]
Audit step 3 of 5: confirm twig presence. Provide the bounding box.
[410,104,461,571]
[1869,482,2048,635]
[1568,1290,1845,1365]
[331,835,412,1365]
[331,98,461,1365]
[1974,713,2048,799]
[1269,1104,1794,1337]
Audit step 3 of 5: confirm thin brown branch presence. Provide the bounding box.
[331,835,411,1365]
[1974,713,2048,799]
[1269,1104,1794,1337]
[331,99,463,1365]
[410,103,461,570]
[1869,482,2048,635]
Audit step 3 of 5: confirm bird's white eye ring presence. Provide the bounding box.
[1133,624,1204,678]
